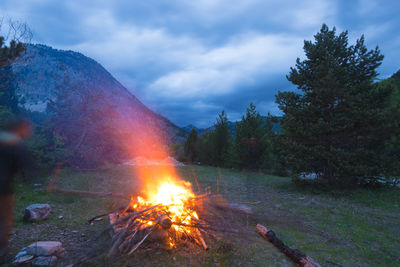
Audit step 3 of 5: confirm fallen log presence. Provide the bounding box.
[47,187,130,200]
[256,224,321,267]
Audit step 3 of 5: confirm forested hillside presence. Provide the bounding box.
[4,44,187,168]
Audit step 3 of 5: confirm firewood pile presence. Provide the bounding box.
[76,183,251,264]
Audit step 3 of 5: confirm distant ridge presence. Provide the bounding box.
[182,117,281,136]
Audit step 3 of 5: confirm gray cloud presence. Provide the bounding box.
[1,0,399,127]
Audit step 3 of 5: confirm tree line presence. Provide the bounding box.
[1,23,399,186]
[183,24,400,188]
[182,105,284,174]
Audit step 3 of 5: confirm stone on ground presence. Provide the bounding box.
[23,204,51,222]
[31,256,57,266]
[12,253,34,264]
[25,241,62,256]
[14,241,63,266]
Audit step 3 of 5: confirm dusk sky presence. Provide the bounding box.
[1,0,399,127]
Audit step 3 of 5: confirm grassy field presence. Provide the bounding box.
[8,164,400,266]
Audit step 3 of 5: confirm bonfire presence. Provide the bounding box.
[71,168,249,265]
[107,178,209,258]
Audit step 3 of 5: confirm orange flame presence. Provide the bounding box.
[132,179,198,229]
[121,112,199,247]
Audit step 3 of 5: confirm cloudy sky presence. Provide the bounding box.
[1,0,399,127]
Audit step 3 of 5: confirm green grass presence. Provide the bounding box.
[8,164,400,266]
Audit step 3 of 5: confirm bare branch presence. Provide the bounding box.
[2,18,32,44]
[0,18,33,72]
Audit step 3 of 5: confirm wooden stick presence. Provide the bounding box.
[195,228,208,250]
[88,204,129,224]
[92,205,160,242]
[119,229,138,254]
[126,220,160,256]
[256,224,321,267]
[88,213,109,224]
[108,220,135,257]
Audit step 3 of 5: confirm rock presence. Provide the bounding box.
[13,252,34,264]
[31,256,57,266]
[25,241,62,256]
[23,204,51,222]
[15,250,28,258]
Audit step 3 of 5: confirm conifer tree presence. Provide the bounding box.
[212,110,231,166]
[235,103,266,169]
[260,114,278,172]
[184,128,198,163]
[276,24,393,186]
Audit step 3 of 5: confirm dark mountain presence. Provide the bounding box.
[12,44,186,166]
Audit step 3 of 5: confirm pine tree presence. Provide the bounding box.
[0,36,25,69]
[260,114,278,172]
[184,128,198,163]
[197,130,213,165]
[276,24,393,186]
[235,103,266,169]
[212,110,231,166]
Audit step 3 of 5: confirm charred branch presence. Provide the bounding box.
[256,224,321,267]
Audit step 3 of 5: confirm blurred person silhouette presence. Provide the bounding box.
[0,117,32,263]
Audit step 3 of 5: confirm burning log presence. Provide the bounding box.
[256,224,321,267]
[159,215,172,230]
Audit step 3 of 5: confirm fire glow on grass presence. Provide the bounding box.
[131,178,201,248]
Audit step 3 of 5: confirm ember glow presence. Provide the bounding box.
[131,178,200,247]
